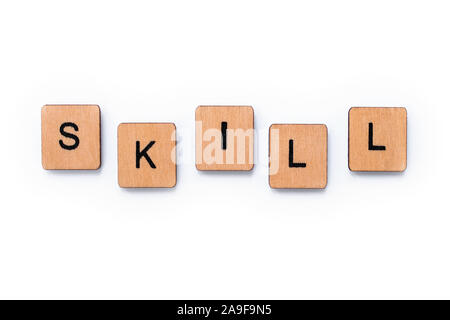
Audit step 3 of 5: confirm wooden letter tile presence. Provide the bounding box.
[118,123,176,188]
[348,107,407,172]
[269,124,327,189]
[195,106,254,171]
[41,105,101,170]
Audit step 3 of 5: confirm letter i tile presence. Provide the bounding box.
[195,106,254,171]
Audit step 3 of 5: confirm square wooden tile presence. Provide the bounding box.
[118,123,176,188]
[348,107,407,172]
[41,105,101,170]
[195,106,254,171]
[269,124,327,189]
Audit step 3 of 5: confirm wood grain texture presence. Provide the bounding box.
[118,123,176,188]
[41,104,101,170]
[195,106,254,171]
[269,124,327,189]
[348,107,407,172]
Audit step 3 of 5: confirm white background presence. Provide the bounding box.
[0,0,449,299]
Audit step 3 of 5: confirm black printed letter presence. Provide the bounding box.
[59,122,80,150]
[368,123,386,151]
[136,141,156,169]
[221,121,227,150]
[289,139,306,168]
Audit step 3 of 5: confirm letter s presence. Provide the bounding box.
[59,122,80,150]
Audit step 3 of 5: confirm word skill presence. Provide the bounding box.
[41,105,407,189]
